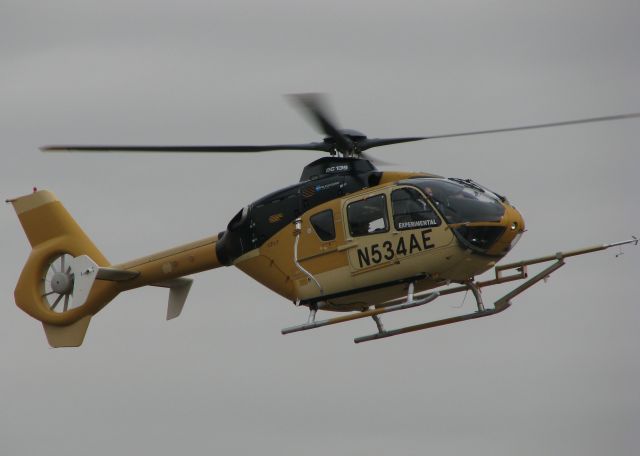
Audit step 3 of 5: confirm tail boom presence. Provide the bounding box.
[112,236,221,291]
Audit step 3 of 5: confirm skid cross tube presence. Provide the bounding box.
[354,259,565,343]
[281,291,440,335]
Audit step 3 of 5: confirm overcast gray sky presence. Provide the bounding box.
[1,1,639,455]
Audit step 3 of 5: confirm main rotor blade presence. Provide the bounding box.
[422,112,640,141]
[287,93,354,153]
[41,142,332,153]
[359,137,429,151]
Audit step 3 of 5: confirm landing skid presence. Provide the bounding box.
[281,237,637,343]
[282,282,440,335]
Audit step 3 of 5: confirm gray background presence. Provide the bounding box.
[1,1,639,454]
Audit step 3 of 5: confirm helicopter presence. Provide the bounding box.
[7,94,639,347]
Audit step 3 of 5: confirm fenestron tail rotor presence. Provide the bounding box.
[40,94,640,159]
[42,253,75,313]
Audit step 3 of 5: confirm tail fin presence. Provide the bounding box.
[8,190,222,347]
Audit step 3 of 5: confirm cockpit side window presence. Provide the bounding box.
[310,210,336,241]
[347,194,389,236]
[391,187,441,230]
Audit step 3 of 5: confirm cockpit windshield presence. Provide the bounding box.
[405,178,505,224]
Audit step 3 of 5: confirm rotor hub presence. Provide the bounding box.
[51,271,73,294]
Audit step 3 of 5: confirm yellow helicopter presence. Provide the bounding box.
[7,94,639,347]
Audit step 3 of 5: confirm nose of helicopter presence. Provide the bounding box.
[487,202,525,256]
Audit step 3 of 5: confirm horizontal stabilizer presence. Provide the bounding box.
[96,267,140,281]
